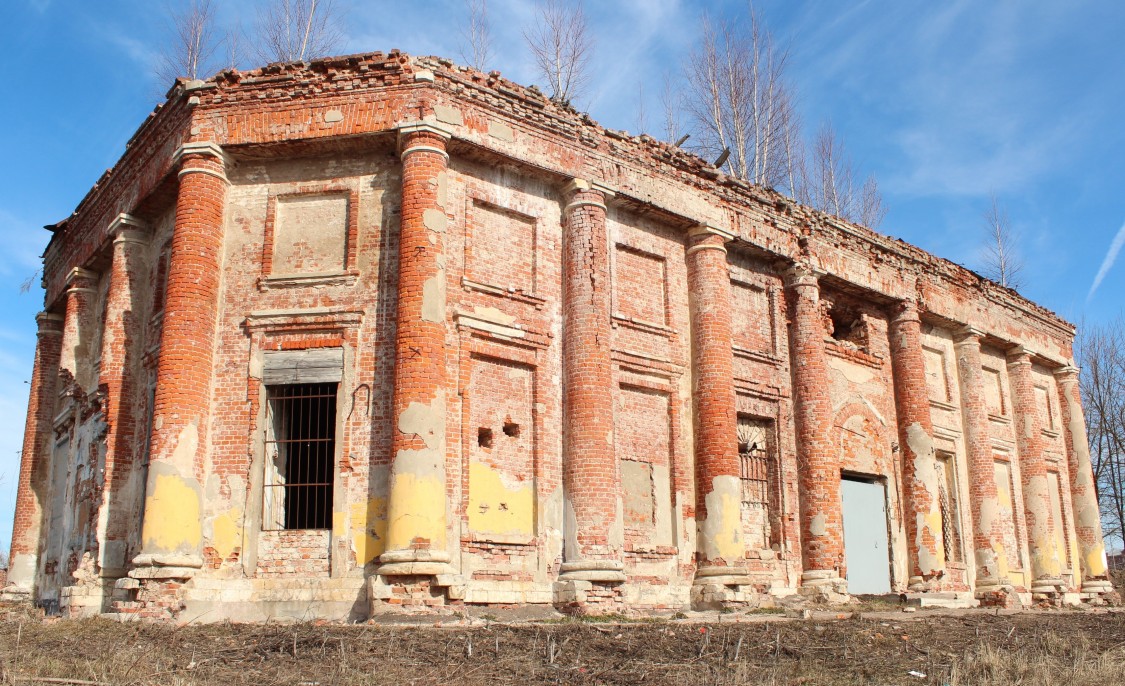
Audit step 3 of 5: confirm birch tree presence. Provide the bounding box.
[156,0,220,84]
[805,122,887,229]
[460,0,494,71]
[523,0,594,105]
[981,194,1024,289]
[255,0,343,64]
[684,8,798,191]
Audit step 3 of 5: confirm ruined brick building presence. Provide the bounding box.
[2,52,1115,620]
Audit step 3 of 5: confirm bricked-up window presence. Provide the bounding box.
[737,415,781,550]
[263,383,337,530]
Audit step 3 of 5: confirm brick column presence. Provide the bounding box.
[132,142,227,576]
[785,265,845,592]
[380,123,454,576]
[59,267,99,390]
[557,178,624,585]
[1054,365,1113,595]
[1007,347,1065,595]
[888,300,945,590]
[685,225,747,584]
[3,312,64,596]
[1053,364,1116,593]
[953,328,1008,593]
[97,214,150,578]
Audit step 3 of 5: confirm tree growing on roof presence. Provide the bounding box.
[460,0,494,72]
[156,0,221,85]
[254,0,343,64]
[523,0,594,105]
[980,194,1024,289]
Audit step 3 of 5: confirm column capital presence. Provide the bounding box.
[562,177,616,199]
[1053,365,1080,381]
[953,325,986,343]
[35,311,64,333]
[891,299,921,325]
[174,140,226,165]
[106,213,150,242]
[1006,344,1036,366]
[398,121,453,141]
[784,263,821,290]
[65,266,98,290]
[687,223,735,242]
[175,141,228,183]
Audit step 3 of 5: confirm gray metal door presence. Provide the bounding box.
[841,477,892,594]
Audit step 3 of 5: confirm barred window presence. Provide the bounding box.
[738,415,781,550]
[263,382,337,530]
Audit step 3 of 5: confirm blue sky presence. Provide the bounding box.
[0,0,1123,553]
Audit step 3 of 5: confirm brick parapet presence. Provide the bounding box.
[43,52,1074,361]
[4,312,64,593]
[97,215,152,574]
[380,125,454,574]
[1007,348,1065,594]
[1053,366,1113,593]
[685,227,746,573]
[785,266,844,587]
[133,146,228,574]
[558,179,624,583]
[889,301,946,589]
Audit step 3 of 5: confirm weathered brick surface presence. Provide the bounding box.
[8,51,1113,617]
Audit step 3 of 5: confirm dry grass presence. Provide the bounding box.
[1,603,1123,685]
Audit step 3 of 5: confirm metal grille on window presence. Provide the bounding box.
[738,416,776,550]
[263,383,337,530]
[936,455,963,563]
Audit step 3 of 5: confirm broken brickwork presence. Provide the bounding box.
[2,51,1115,621]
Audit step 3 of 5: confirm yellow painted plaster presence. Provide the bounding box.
[210,508,242,561]
[385,472,447,551]
[142,473,202,554]
[467,461,534,538]
[351,497,388,565]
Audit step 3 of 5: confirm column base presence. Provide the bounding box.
[1030,576,1067,596]
[798,570,849,602]
[558,559,626,583]
[376,548,453,576]
[1081,579,1116,594]
[0,584,33,603]
[130,552,203,578]
[690,566,759,610]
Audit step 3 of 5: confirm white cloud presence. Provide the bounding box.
[1088,220,1125,301]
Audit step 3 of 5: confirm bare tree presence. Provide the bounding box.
[805,122,887,229]
[858,174,887,230]
[809,122,853,220]
[156,0,220,85]
[1077,316,1125,552]
[460,0,494,71]
[635,82,647,136]
[255,0,343,64]
[523,0,594,105]
[981,194,1024,289]
[684,8,797,191]
[661,75,684,145]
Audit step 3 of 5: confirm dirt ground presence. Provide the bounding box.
[2,603,1124,686]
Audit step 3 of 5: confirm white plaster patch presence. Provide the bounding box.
[422,208,448,233]
[421,273,446,323]
[810,513,828,537]
[433,104,464,126]
[488,120,514,142]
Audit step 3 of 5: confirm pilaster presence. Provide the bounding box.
[556,177,625,607]
[785,265,846,595]
[379,123,454,577]
[2,312,64,597]
[685,225,748,596]
[132,142,228,578]
[1007,346,1065,597]
[97,214,151,578]
[1053,365,1115,598]
[889,300,946,591]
